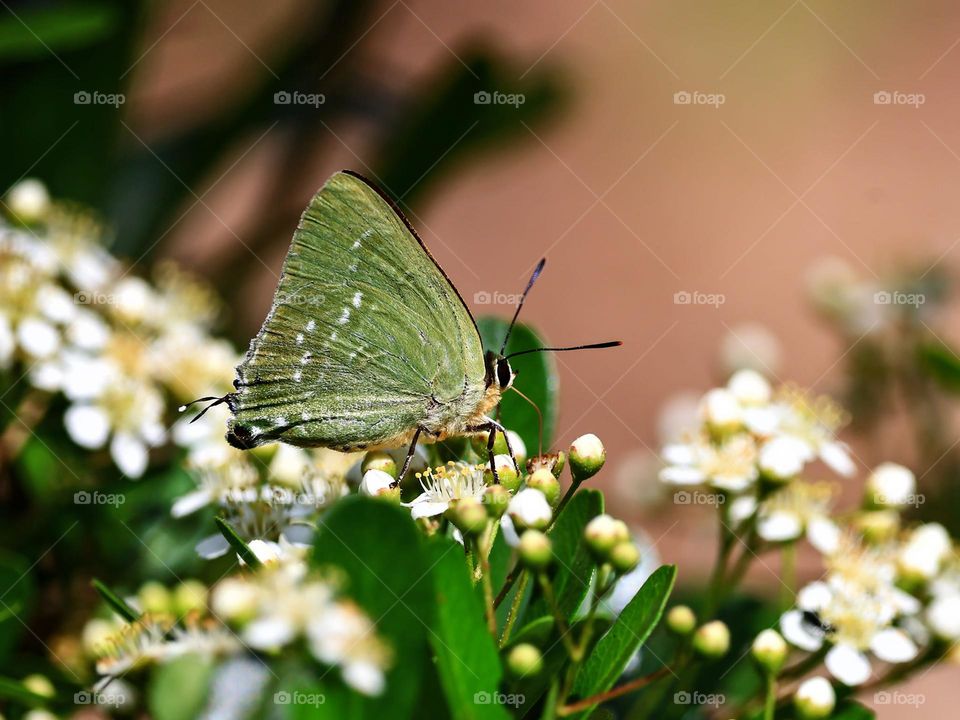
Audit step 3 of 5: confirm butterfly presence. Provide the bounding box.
[185,171,619,482]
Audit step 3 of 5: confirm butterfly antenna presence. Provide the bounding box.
[508,385,544,455]
[499,257,546,355]
[179,394,233,424]
[506,340,622,359]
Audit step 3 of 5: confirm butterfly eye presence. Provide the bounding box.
[496,358,513,389]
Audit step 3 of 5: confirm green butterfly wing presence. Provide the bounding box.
[226,171,487,451]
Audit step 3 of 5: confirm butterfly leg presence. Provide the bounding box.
[467,417,521,484]
[397,426,425,483]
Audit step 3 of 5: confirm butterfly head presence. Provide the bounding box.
[485,350,516,391]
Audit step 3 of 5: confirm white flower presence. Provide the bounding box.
[728,369,772,406]
[5,178,50,222]
[898,523,952,581]
[699,388,743,433]
[866,463,915,508]
[660,435,758,492]
[755,481,839,553]
[403,463,487,519]
[360,469,396,497]
[507,488,552,530]
[767,385,855,477]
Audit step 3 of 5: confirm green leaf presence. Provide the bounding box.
[311,497,433,720]
[0,4,119,61]
[0,550,35,663]
[425,536,510,720]
[919,341,960,393]
[214,517,262,568]
[477,317,558,455]
[525,490,603,621]
[0,675,49,707]
[92,578,139,622]
[503,615,554,648]
[148,654,215,720]
[570,566,677,716]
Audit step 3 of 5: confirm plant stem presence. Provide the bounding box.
[538,572,576,657]
[558,667,672,716]
[499,571,529,647]
[474,535,498,636]
[763,673,776,720]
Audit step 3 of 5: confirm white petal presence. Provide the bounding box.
[711,473,754,492]
[891,588,922,616]
[926,594,960,640]
[17,318,59,358]
[661,443,695,465]
[727,495,757,526]
[825,644,872,686]
[247,539,284,565]
[244,617,296,650]
[360,469,395,497]
[196,534,230,559]
[807,517,841,555]
[757,510,803,542]
[405,497,449,519]
[870,628,918,663]
[36,285,76,323]
[820,441,856,477]
[66,310,110,350]
[171,490,212,518]
[110,433,148,478]
[29,361,63,391]
[500,514,520,547]
[780,609,824,652]
[659,466,705,486]
[797,581,832,611]
[64,405,109,449]
[0,317,14,368]
[342,661,385,696]
[743,406,780,435]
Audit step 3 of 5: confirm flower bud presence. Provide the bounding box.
[751,629,787,674]
[211,578,259,623]
[22,674,54,699]
[5,179,50,223]
[569,434,606,481]
[360,469,400,501]
[527,468,561,507]
[793,677,835,719]
[728,369,772,406]
[507,431,527,468]
[483,484,511,519]
[852,509,899,543]
[137,581,171,614]
[82,618,116,655]
[526,452,564,478]
[518,530,552,570]
[865,462,915,509]
[609,541,640,574]
[173,579,208,617]
[693,620,730,658]
[448,497,489,536]
[484,454,520,492]
[506,642,543,678]
[583,514,630,560]
[361,451,397,479]
[666,605,697,635]
[508,488,552,531]
[471,430,509,459]
[700,388,743,435]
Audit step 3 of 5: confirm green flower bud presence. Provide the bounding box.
[484,454,520,492]
[173,579,208,617]
[137,581,171,614]
[853,509,900,544]
[793,677,835,719]
[569,434,606,481]
[471,430,509,460]
[527,468,561,507]
[508,488,552,531]
[583,514,630,560]
[506,643,543,678]
[361,451,397,479]
[448,498,489,536]
[609,541,640,574]
[22,675,54,699]
[483,484,511,519]
[751,629,787,674]
[693,620,730,659]
[518,530,553,570]
[666,605,697,635]
[552,451,566,478]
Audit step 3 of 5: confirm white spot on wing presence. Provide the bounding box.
[338,308,350,324]
[330,331,338,341]
[352,292,363,308]
[300,352,311,365]
[296,333,304,345]
[276,417,287,426]
[306,320,316,332]
[293,369,302,382]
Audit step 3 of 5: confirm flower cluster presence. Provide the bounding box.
[1,179,238,477]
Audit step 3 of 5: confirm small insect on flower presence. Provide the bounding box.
[182,171,620,484]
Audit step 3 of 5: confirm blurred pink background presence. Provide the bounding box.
[128,3,960,712]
